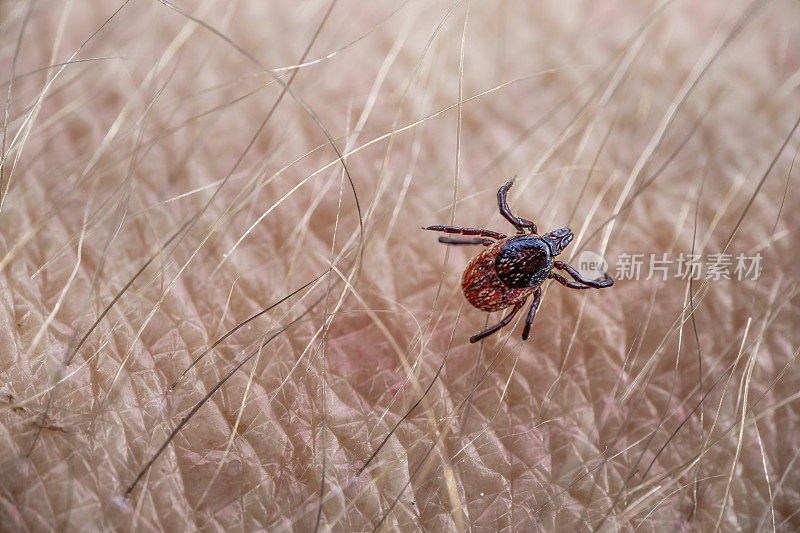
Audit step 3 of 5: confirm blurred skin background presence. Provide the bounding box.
[1,0,799,530]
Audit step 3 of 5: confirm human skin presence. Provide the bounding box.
[1,0,799,530]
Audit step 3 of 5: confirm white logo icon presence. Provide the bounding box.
[576,250,608,281]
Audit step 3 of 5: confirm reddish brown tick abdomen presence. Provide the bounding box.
[461,240,537,312]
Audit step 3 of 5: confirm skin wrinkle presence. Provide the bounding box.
[1,0,800,531]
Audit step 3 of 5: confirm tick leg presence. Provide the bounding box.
[553,261,614,288]
[521,288,542,340]
[548,271,593,290]
[497,179,537,234]
[423,225,506,240]
[438,236,494,246]
[470,300,525,344]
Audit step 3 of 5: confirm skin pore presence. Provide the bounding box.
[1,0,800,530]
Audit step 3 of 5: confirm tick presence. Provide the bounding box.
[424,179,614,343]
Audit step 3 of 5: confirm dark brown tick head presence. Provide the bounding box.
[495,234,554,289]
[541,227,573,256]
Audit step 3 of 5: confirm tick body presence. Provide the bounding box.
[424,179,613,343]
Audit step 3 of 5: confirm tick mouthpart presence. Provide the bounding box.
[542,227,574,255]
